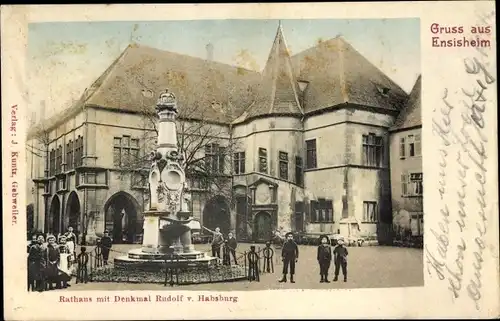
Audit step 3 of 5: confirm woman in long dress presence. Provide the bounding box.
[28,235,46,292]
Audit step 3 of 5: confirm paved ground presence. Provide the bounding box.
[60,243,423,291]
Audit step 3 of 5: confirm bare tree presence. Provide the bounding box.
[118,100,241,210]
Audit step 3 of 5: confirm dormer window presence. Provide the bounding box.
[376,85,391,97]
[297,80,309,92]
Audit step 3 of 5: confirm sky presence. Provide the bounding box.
[27,18,420,122]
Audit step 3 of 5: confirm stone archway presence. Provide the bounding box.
[104,191,140,244]
[65,191,81,234]
[253,211,273,242]
[202,195,231,234]
[49,195,61,235]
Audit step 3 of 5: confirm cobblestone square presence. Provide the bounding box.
[65,244,423,291]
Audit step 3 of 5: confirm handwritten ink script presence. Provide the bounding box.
[428,12,496,311]
[10,104,19,225]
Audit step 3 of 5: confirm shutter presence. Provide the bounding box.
[326,199,333,222]
[305,199,311,223]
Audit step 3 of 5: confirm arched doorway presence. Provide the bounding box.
[104,191,140,244]
[253,211,272,242]
[49,196,61,235]
[203,195,230,234]
[235,195,250,241]
[65,191,81,234]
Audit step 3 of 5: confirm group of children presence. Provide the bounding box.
[317,234,348,283]
[27,230,77,292]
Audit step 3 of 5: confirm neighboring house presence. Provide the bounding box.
[389,75,423,237]
[27,24,411,244]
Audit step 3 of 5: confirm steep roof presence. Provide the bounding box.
[291,36,408,114]
[239,23,303,121]
[29,28,412,138]
[390,75,421,131]
[84,44,261,124]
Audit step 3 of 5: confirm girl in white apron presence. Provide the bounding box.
[65,227,77,263]
[58,235,73,288]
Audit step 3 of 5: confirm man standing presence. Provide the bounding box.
[278,232,299,283]
[203,226,224,259]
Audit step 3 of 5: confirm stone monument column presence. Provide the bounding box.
[141,89,190,254]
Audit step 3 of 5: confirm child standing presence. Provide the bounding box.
[333,237,348,282]
[101,230,113,265]
[317,235,332,283]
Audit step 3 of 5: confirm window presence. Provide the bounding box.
[49,149,56,176]
[362,133,383,167]
[66,140,74,170]
[55,146,62,174]
[410,173,423,195]
[233,152,245,174]
[295,156,303,186]
[399,137,406,158]
[310,198,333,223]
[56,177,66,191]
[305,139,317,169]
[204,143,225,173]
[279,151,288,180]
[363,201,378,222]
[415,134,421,156]
[258,148,268,173]
[401,173,409,196]
[86,173,97,184]
[408,135,415,157]
[408,134,422,157]
[113,135,140,167]
[74,136,83,167]
[402,173,423,196]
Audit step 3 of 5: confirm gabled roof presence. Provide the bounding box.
[84,44,261,124]
[29,27,412,139]
[291,36,408,114]
[239,23,303,121]
[390,75,421,131]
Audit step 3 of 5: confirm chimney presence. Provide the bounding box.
[206,43,214,61]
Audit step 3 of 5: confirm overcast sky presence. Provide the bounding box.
[27,18,420,122]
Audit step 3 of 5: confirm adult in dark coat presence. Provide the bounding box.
[28,235,46,292]
[317,235,332,283]
[100,230,113,265]
[278,232,299,283]
[45,235,60,290]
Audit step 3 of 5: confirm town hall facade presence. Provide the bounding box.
[27,24,419,244]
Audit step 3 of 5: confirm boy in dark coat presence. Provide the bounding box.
[278,232,299,283]
[333,237,349,282]
[317,234,332,283]
[227,232,238,265]
[101,230,113,265]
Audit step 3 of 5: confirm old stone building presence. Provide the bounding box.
[389,75,423,236]
[27,24,415,244]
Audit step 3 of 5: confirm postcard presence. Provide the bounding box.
[1,2,498,320]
